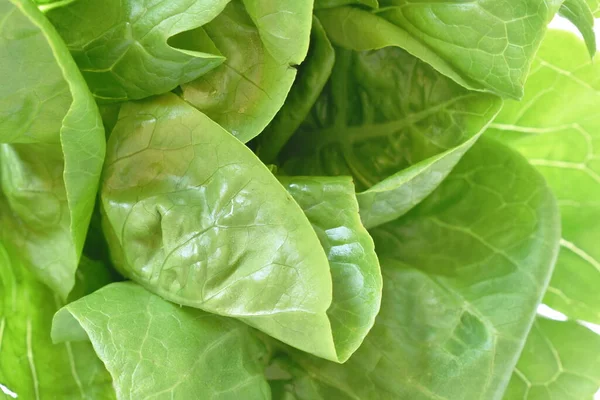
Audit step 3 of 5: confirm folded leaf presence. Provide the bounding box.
[278,176,382,362]
[53,282,270,400]
[316,1,564,99]
[0,242,114,399]
[505,318,600,400]
[257,17,335,164]
[558,0,596,57]
[181,0,313,142]
[45,0,229,102]
[270,138,560,400]
[0,0,105,298]
[101,94,340,360]
[488,30,600,324]
[282,45,502,229]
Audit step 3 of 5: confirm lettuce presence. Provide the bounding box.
[1,0,600,399]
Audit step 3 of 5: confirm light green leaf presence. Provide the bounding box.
[45,0,229,102]
[101,94,347,361]
[316,1,564,99]
[488,30,600,324]
[282,46,502,229]
[0,242,114,399]
[558,0,596,57]
[584,0,600,15]
[53,282,270,400]
[181,0,313,143]
[315,0,378,9]
[0,0,105,298]
[270,138,560,400]
[505,318,600,400]
[279,176,382,363]
[257,17,335,164]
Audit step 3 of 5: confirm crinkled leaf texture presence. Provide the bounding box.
[505,318,600,399]
[52,282,270,400]
[0,242,114,399]
[0,0,105,298]
[269,138,560,400]
[316,0,566,99]
[489,30,600,325]
[181,0,314,142]
[45,0,230,102]
[282,45,502,229]
[101,93,380,362]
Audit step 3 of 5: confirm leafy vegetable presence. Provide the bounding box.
[281,45,502,228]
[180,0,314,142]
[0,0,105,299]
[268,138,560,400]
[45,0,230,102]
[489,29,600,325]
[505,318,600,399]
[0,242,114,399]
[53,282,270,399]
[3,0,600,398]
[100,94,381,362]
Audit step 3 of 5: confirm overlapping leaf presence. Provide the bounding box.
[269,138,560,400]
[101,94,380,362]
[45,0,230,102]
[0,242,114,399]
[489,30,600,324]
[316,1,567,99]
[180,0,313,142]
[0,0,105,298]
[282,45,502,229]
[257,17,335,164]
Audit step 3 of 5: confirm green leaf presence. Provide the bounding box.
[488,30,600,324]
[282,46,502,229]
[102,93,350,361]
[0,242,114,399]
[0,0,105,298]
[505,318,600,400]
[583,0,600,15]
[270,138,560,400]
[44,0,229,102]
[558,0,596,57]
[315,0,378,9]
[278,176,382,363]
[53,282,270,400]
[316,1,564,99]
[257,17,335,164]
[181,0,313,143]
